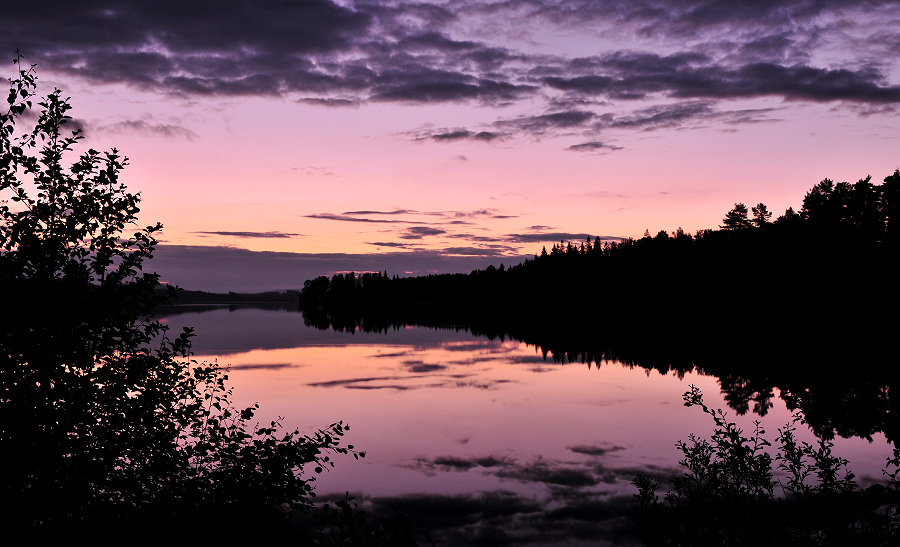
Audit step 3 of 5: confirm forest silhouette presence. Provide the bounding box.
[299,173,900,442]
[300,170,899,342]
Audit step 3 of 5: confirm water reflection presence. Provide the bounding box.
[158,305,895,546]
[296,305,900,445]
[159,304,478,354]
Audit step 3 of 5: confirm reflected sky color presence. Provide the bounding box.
[161,308,894,513]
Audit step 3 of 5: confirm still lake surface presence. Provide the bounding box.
[158,305,895,546]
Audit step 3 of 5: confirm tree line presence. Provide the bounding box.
[299,170,900,443]
[300,168,899,343]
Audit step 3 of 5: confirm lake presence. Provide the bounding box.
[158,305,895,546]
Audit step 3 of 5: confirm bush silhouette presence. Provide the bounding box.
[632,386,900,546]
[0,52,362,537]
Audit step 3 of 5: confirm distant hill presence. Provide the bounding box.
[156,288,300,306]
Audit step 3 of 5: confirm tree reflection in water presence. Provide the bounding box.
[158,304,896,546]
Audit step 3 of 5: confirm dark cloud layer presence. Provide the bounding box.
[343,209,416,215]
[305,213,424,224]
[4,0,898,147]
[569,445,627,457]
[429,129,502,142]
[400,226,447,239]
[367,241,411,248]
[567,141,623,152]
[96,119,199,140]
[229,362,296,370]
[495,110,597,134]
[505,232,601,243]
[193,230,302,238]
[296,97,361,107]
[543,53,900,103]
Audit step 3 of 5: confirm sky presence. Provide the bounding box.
[4,0,900,291]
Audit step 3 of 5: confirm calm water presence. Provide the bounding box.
[159,306,895,546]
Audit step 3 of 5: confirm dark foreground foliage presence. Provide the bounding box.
[0,53,437,543]
[306,493,437,546]
[632,386,900,546]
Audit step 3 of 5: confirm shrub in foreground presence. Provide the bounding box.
[633,385,900,546]
[0,52,362,536]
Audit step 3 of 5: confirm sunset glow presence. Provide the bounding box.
[5,1,900,290]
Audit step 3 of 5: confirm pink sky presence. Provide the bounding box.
[5,1,900,290]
